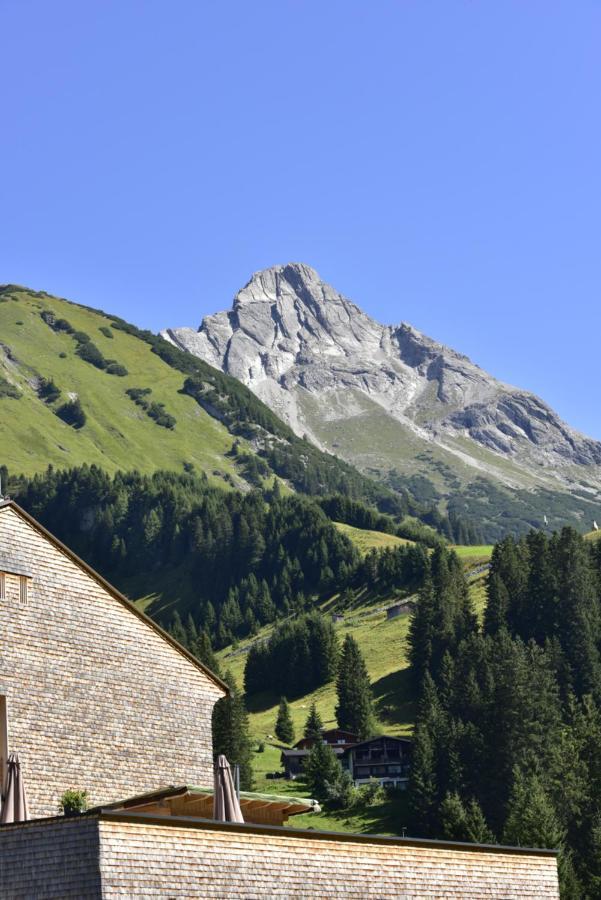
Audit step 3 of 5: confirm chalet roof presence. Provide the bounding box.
[281,746,346,759]
[0,499,228,694]
[349,735,413,751]
[293,728,358,748]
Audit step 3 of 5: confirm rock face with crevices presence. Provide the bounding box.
[162,263,601,506]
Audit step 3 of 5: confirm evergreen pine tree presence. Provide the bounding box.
[483,573,510,635]
[303,739,342,797]
[408,673,443,836]
[335,634,374,739]
[440,791,468,841]
[464,797,495,844]
[212,670,253,790]
[275,697,295,744]
[407,575,435,689]
[170,611,188,649]
[503,769,564,849]
[191,629,220,676]
[304,702,324,740]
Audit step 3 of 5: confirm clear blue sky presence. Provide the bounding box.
[2,1,600,438]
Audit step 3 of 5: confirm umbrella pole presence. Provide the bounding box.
[235,764,240,800]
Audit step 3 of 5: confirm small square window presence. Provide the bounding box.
[19,576,28,605]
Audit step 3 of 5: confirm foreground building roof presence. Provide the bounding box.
[0,810,560,898]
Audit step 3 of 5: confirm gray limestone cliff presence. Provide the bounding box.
[162,263,601,500]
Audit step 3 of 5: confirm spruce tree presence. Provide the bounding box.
[170,611,188,649]
[407,575,435,689]
[441,792,493,843]
[303,739,342,797]
[212,670,253,790]
[191,629,221,676]
[464,798,495,844]
[335,634,374,739]
[275,697,295,744]
[503,769,564,849]
[408,673,442,836]
[483,573,510,635]
[440,791,468,841]
[304,702,324,740]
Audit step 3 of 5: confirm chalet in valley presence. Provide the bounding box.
[281,728,358,779]
[282,731,412,790]
[0,500,560,897]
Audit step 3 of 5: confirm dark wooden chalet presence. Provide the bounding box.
[281,729,359,779]
[346,736,412,789]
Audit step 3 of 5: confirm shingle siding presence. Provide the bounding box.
[0,816,560,899]
[97,819,559,899]
[0,817,101,899]
[0,505,224,818]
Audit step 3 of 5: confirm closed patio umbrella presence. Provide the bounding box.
[213,754,244,823]
[1,753,29,824]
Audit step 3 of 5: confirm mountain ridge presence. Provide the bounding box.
[163,263,601,535]
[0,282,457,538]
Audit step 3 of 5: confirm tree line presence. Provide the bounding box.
[407,528,601,898]
[7,465,430,650]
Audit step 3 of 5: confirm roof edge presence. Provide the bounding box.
[0,808,560,856]
[99,810,560,856]
[0,500,228,694]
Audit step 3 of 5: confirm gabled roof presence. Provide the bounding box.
[0,499,228,694]
[293,728,358,748]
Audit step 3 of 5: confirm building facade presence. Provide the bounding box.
[0,812,561,899]
[0,500,226,818]
[282,732,412,789]
[346,736,413,789]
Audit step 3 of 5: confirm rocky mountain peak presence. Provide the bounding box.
[162,264,601,496]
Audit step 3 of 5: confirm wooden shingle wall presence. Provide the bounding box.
[0,506,224,817]
[97,819,560,899]
[0,817,101,899]
[0,816,560,899]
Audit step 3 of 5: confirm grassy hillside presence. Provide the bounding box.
[333,522,414,553]
[299,386,601,542]
[2,285,452,530]
[216,552,490,834]
[0,287,243,483]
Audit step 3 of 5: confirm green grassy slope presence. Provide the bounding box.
[0,287,242,482]
[1,286,432,523]
[299,386,601,542]
[333,522,414,553]
[216,552,490,834]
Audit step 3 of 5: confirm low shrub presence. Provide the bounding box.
[76,341,107,369]
[58,789,89,816]
[56,398,86,429]
[357,779,385,806]
[324,770,358,809]
[106,363,128,377]
[39,377,61,404]
[125,387,176,428]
